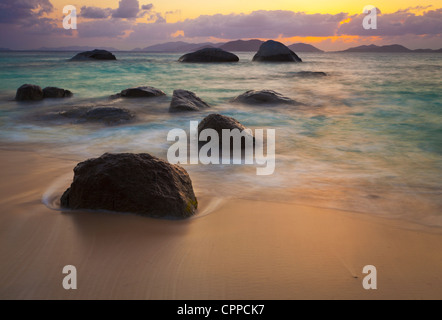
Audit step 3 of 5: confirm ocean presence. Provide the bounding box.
[0,51,441,226]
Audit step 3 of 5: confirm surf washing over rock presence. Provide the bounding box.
[167,116,276,176]
[1,50,441,226]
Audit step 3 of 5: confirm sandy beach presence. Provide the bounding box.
[0,148,441,300]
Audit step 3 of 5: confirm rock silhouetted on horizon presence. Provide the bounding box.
[253,40,302,62]
[179,48,239,63]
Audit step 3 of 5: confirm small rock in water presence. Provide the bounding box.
[59,107,135,125]
[294,71,327,77]
[15,84,44,101]
[43,87,73,98]
[111,86,166,99]
[82,107,135,125]
[232,90,300,105]
[60,153,198,219]
[70,49,117,61]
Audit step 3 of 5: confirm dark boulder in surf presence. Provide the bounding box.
[82,107,134,124]
[232,90,300,105]
[70,49,117,61]
[169,90,211,113]
[43,87,73,98]
[59,107,135,125]
[111,86,166,99]
[60,153,198,219]
[15,84,44,101]
[179,48,239,63]
[253,40,302,62]
[198,114,254,150]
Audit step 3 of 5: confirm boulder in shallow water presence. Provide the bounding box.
[15,84,44,101]
[169,90,211,113]
[111,86,166,99]
[82,107,135,124]
[198,114,254,150]
[43,87,73,98]
[253,40,302,62]
[71,49,116,61]
[59,107,135,125]
[232,90,299,105]
[179,48,239,63]
[60,153,198,219]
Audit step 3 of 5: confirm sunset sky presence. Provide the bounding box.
[0,0,441,50]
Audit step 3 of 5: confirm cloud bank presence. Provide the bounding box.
[0,0,441,50]
[0,0,53,23]
[74,7,442,41]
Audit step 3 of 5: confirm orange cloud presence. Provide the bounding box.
[171,30,185,38]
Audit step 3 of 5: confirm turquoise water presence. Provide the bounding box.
[0,51,441,226]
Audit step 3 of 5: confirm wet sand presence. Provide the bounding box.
[0,149,442,300]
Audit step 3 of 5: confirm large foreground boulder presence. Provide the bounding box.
[15,84,44,101]
[253,40,302,62]
[59,107,135,125]
[111,86,166,99]
[179,48,239,63]
[232,90,299,105]
[60,153,198,219]
[198,114,254,150]
[43,87,73,98]
[71,49,116,61]
[169,90,210,113]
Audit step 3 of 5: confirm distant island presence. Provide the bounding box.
[218,40,264,52]
[37,46,119,52]
[3,41,441,53]
[337,44,442,53]
[132,40,324,53]
[288,43,324,53]
[132,42,218,53]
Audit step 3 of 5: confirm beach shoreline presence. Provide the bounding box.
[0,148,441,300]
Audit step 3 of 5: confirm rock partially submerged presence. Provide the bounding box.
[293,71,327,77]
[71,49,116,61]
[111,86,166,99]
[232,90,299,105]
[198,114,254,150]
[60,153,198,219]
[253,40,302,62]
[59,107,135,125]
[169,90,211,113]
[15,84,73,101]
[43,87,73,98]
[15,84,44,101]
[179,48,239,63]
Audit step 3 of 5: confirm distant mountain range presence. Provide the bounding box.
[2,42,441,53]
[338,44,442,53]
[288,43,324,53]
[37,46,119,52]
[218,40,263,52]
[132,42,218,52]
[133,40,324,53]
